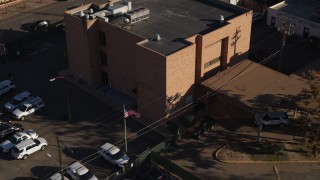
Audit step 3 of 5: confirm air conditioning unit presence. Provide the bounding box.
[124,7,150,24]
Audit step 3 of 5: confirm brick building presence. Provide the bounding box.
[64,0,252,120]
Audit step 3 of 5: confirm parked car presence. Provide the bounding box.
[66,161,98,180]
[187,115,216,139]
[0,79,16,96]
[4,91,32,112]
[48,172,70,180]
[98,142,130,168]
[31,20,50,31]
[254,111,289,126]
[0,112,12,123]
[0,129,38,153]
[0,122,24,142]
[12,96,45,120]
[11,137,47,160]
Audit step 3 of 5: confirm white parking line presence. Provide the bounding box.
[39,47,48,52]
[22,18,34,24]
[29,51,38,56]
[45,42,54,47]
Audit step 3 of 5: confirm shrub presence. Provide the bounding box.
[259,142,284,154]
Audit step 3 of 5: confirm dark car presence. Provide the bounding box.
[188,115,216,139]
[22,20,50,32]
[0,122,24,142]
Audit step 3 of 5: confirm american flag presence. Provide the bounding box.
[124,108,141,119]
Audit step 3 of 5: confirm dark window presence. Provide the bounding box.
[204,56,221,68]
[99,31,106,46]
[101,71,108,84]
[100,51,107,66]
[132,88,137,94]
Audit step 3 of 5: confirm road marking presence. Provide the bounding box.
[29,51,38,56]
[46,42,54,47]
[22,18,34,24]
[39,47,48,52]
[273,165,280,180]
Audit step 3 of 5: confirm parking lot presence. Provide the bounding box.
[0,33,166,179]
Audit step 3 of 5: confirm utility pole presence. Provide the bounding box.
[277,16,295,71]
[57,137,64,179]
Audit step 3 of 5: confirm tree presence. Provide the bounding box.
[300,70,320,157]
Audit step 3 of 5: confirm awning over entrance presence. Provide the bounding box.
[201,59,308,113]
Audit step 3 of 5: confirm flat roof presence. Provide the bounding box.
[109,0,248,55]
[272,0,320,20]
[201,59,310,112]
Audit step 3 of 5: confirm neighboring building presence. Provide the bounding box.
[64,0,252,120]
[267,0,320,39]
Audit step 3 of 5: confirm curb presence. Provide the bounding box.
[215,140,320,164]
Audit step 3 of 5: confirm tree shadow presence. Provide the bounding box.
[30,166,59,179]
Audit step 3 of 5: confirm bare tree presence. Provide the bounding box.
[300,70,320,157]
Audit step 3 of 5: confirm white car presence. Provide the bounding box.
[98,143,130,168]
[4,91,32,112]
[12,96,45,120]
[0,129,38,153]
[0,80,16,96]
[48,172,70,180]
[254,111,289,126]
[11,137,47,160]
[66,161,98,180]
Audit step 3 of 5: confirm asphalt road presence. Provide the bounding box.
[0,33,166,179]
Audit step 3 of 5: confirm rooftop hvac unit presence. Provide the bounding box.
[155,34,161,41]
[124,7,150,24]
[84,14,89,20]
[89,8,94,14]
[80,11,85,17]
[220,15,224,24]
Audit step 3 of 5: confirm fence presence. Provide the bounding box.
[104,137,172,180]
[150,152,201,180]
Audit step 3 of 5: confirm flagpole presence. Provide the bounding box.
[123,105,127,152]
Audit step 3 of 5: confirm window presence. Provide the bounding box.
[99,31,106,46]
[100,51,107,66]
[204,56,221,68]
[101,71,108,84]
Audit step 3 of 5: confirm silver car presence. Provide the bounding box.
[255,111,289,126]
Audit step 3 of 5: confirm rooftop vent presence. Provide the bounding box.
[80,11,85,17]
[220,15,224,24]
[155,34,161,41]
[124,7,150,24]
[84,14,89,20]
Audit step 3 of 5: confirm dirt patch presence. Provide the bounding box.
[217,140,320,162]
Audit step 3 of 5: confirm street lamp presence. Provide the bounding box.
[50,77,72,121]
